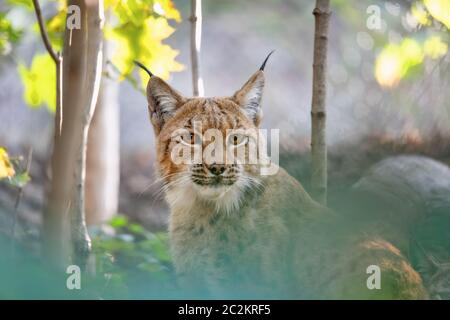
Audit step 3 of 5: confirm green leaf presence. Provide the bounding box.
[0,12,23,55]
[129,223,145,235]
[8,172,30,188]
[109,215,129,228]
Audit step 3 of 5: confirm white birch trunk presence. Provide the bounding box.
[190,0,204,97]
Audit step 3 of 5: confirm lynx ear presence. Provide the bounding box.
[134,60,185,134]
[146,77,185,134]
[232,51,273,126]
[233,71,265,126]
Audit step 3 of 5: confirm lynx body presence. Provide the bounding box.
[137,58,428,299]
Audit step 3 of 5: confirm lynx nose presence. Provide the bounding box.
[208,164,226,176]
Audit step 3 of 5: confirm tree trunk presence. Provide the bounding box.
[71,0,104,268]
[310,0,331,205]
[190,0,204,97]
[44,0,104,269]
[85,37,119,226]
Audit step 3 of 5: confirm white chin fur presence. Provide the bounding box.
[194,185,234,200]
[198,182,244,214]
[166,179,247,215]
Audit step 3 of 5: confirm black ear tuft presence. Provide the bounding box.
[233,71,265,126]
[259,50,275,71]
[133,60,154,77]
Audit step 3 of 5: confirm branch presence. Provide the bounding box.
[71,0,104,270]
[310,0,331,205]
[32,0,58,63]
[106,60,146,96]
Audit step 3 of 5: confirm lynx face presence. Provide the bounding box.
[142,61,269,213]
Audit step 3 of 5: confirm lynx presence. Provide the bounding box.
[135,55,427,299]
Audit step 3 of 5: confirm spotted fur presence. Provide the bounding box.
[140,62,428,299]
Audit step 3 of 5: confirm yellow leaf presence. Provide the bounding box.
[411,2,432,26]
[375,38,423,88]
[146,15,176,41]
[424,0,450,29]
[401,38,423,66]
[109,16,184,84]
[424,35,448,59]
[139,44,184,87]
[0,147,15,179]
[153,0,182,22]
[18,54,56,112]
[104,0,119,10]
[375,45,403,88]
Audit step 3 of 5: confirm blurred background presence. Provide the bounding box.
[0,0,449,298]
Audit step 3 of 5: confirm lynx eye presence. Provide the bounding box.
[228,133,248,147]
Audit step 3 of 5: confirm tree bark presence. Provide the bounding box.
[310,0,331,205]
[44,0,104,269]
[85,37,119,226]
[71,0,104,268]
[189,0,204,97]
[44,0,88,268]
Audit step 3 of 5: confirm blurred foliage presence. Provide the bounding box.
[375,0,449,88]
[375,38,424,88]
[412,1,432,26]
[0,233,83,299]
[0,147,31,187]
[0,210,176,298]
[424,35,449,58]
[0,12,22,55]
[8,170,31,188]
[89,214,178,298]
[424,0,450,29]
[104,0,184,87]
[105,14,183,88]
[5,0,183,112]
